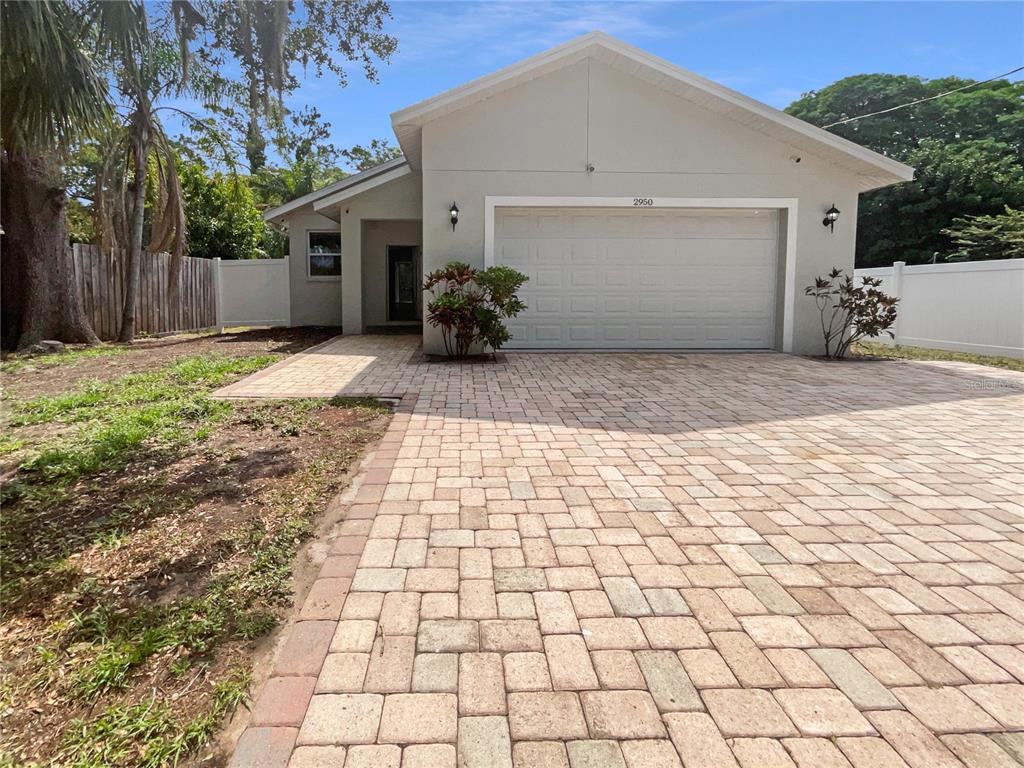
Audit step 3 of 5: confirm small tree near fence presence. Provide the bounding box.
[424,262,528,360]
[805,268,898,359]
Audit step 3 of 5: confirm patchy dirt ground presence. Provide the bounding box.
[1,327,340,400]
[0,328,388,768]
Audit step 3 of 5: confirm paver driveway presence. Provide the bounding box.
[225,336,1024,768]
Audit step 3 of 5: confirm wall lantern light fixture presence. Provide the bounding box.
[822,204,840,232]
[450,202,459,231]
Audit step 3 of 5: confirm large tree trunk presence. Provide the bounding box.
[1,151,99,351]
[118,117,149,343]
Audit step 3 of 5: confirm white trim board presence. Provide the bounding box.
[314,164,413,212]
[483,195,799,353]
[262,157,409,221]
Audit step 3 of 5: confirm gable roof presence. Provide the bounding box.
[263,156,409,223]
[391,32,914,191]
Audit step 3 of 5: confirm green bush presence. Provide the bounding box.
[805,268,898,359]
[424,262,528,360]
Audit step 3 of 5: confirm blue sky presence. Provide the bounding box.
[177,1,1024,168]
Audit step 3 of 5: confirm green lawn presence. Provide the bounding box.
[5,355,275,483]
[0,353,389,768]
[854,341,1024,372]
[0,344,129,374]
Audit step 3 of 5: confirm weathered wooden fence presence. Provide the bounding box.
[71,244,218,339]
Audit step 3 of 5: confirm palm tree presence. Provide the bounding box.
[2,0,396,349]
[1,0,201,347]
[94,17,211,342]
[0,0,111,349]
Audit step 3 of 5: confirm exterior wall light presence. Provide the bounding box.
[450,202,459,231]
[823,204,840,232]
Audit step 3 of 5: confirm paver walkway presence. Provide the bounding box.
[226,336,1024,768]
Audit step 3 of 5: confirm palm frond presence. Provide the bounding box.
[93,121,132,252]
[89,0,147,72]
[147,132,187,278]
[0,0,111,153]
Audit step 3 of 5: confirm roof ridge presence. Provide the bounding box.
[389,31,913,188]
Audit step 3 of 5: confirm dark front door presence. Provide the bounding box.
[387,246,418,321]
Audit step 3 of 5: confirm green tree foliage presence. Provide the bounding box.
[195,1,397,174]
[857,138,1024,266]
[94,11,214,341]
[64,142,102,243]
[1,0,396,348]
[178,159,267,260]
[787,74,1024,266]
[252,107,348,206]
[341,138,402,171]
[943,206,1024,262]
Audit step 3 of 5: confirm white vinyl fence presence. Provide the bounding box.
[217,258,290,328]
[855,259,1024,358]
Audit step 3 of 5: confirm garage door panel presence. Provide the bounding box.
[535,214,567,234]
[638,325,667,341]
[705,324,736,342]
[569,296,597,313]
[533,324,563,341]
[639,297,669,314]
[602,269,632,288]
[497,213,534,237]
[671,325,700,342]
[738,324,771,343]
[569,271,597,287]
[535,270,564,288]
[639,269,667,286]
[495,207,778,349]
[604,296,632,313]
[506,322,528,338]
[603,325,632,342]
[534,296,563,314]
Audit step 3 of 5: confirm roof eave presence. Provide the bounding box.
[312,163,413,212]
[262,157,409,222]
[390,31,913,187]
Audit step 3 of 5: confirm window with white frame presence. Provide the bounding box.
[307,231,341,279]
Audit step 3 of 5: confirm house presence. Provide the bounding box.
[262,32,913,355]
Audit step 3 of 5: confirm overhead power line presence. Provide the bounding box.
[822,65,1024,128]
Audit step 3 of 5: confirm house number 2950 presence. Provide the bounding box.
[632,198,654,206]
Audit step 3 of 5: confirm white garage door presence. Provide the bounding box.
[494,207,779,349]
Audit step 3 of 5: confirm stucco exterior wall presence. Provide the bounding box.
[335,172,422,333]
[280,173,422,331]
[287,211,343,327]
[418,57,863,355]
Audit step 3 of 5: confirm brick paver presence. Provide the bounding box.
[227,336,1024,768]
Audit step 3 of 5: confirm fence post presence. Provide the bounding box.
[891,261,905,346]
[212,257,224,334]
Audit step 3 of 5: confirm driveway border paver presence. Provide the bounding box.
[231,394,418,762]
